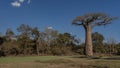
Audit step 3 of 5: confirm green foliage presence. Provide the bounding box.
[92,32,104,45]
[56,33,74,46]
[1,41,21,56]
[0,36,4,45]
[0,24,120,57]
[5,28,14,37]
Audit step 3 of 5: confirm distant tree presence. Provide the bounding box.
[1,41,21,56]
[72,13,116,56]
[5,28,14,41]
[44,27,58,46]
[92,32,104,45]
[0,36,4,54]
[92,32,105,54]
[6,28,14,37]
[51,33,76,55]
[44,27,59,54]
[31,27,46,55]
[106,37,117,55]
[116,43,120,55]
[56,33,74,46]
[0,37,4,45]
[31,27,40,55]
[0,36,5,56]
[17,24,33,55]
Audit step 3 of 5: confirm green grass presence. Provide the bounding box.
[0,56,120,68]
[0,56,62,63]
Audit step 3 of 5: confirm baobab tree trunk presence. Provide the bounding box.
[85,26,93,56]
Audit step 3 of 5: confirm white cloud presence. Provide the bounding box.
[11,1,21,7]
[11,0,32,7]
[47,27,53,29]
[19,0,25,3]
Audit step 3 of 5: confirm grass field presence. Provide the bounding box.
[0,56,120,68]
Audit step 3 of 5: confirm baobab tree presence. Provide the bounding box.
[72,13,116,56]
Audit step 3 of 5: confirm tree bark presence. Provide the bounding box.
[37,38,40,56]
[37,44,40,56]
[85,26,93,56]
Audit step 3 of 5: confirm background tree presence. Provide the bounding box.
[31,27,47,55]
[44,27,58,54]
[0,36,5,57]
[92,32,104,45]
[0,36,4,54]
[5,28,15,42]
[0,36,4,45]
[56,33,74,46]
[106,37,117,55]
[44,27,58,46]
[52,33,76,55]
[72,13,116,56]
[92,32,105,54]
[31,27,40,55]
[17,24,33,55]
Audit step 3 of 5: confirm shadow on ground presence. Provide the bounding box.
[103,57,120,60]
[71,55,120,60]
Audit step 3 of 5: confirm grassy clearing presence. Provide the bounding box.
[0,56,62,63]
[0,56,120,68]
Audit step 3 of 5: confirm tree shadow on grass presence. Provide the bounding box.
[71,55,120,60]
[103,57,120,60]
[71,55,102,59]
[71,55,88,58]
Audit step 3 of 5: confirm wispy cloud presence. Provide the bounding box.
[47,27,53,29]
[11,0,31,7]
[11,1,21,7]
[19,0,25,3]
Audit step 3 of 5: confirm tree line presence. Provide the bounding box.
[0,24,79,56]
[0,24,120,57]
[0,13,119,57]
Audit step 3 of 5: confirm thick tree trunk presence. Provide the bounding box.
[85,26,93,56]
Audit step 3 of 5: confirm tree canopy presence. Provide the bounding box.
[72,13,116,56]
[72,13,116,28]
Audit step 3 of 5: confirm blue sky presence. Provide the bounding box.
[0,0,120,42]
